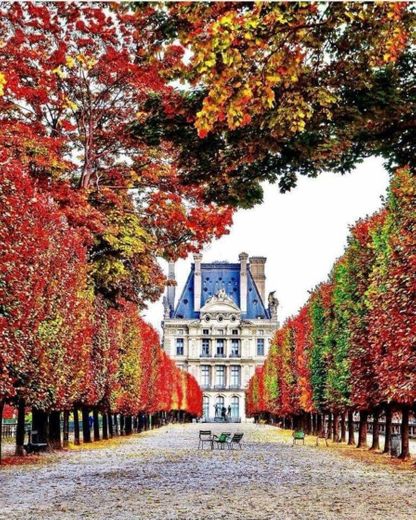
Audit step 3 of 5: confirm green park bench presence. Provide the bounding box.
[213,432,231,449]
[227,432,244,450]
[292,430,305,446]
[198,430,213,450]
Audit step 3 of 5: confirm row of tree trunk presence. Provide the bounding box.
[5,399,193,460]
[256,405,413,460]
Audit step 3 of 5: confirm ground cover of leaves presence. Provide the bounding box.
[1,423,415,520]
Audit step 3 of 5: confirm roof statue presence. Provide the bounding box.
[268,291,279,320]
[206,288,233,304]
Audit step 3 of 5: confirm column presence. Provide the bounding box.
[194,253,202,311]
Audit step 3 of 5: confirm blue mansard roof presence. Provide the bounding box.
[173,262,271,320]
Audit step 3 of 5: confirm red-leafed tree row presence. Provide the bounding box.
[0,3,218,461]
[247,168,416,460]
[0,161,202,457]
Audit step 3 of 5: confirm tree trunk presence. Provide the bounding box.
[108,413,114,438]
[15,398,26,456]
[48,411,62,450]
[332,413,339,442]
[399,406,410,459]
[0,400,3,465]
[125,415,132,435]
[113,414,119,435]
[73,407,80,446]
[357,411,368,448]
[32,408,48,443]
[347,411,355,445]
[370,408,380,451]
[326,413,332,440]
[383,405,392,454]
[82,407,91,443]
[316,413,325,437]
[340,412,346,443]
[63,410,69,448]
[93,409,100,442]
[102,412,108,440]
[120,414,125,435]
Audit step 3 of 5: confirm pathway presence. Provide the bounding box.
[1,423,415,519]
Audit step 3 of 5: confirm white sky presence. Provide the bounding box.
[143,157,390,333]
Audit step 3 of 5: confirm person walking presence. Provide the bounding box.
[221,406,226,422]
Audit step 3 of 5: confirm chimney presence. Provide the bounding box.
[249,256,266,303]
[239,252,248,313]
[166,261,176,314]
[193,253,203,312]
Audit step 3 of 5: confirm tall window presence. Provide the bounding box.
[215,395,224,416]
[203,396,210,419]
[231,339,240,357]
[216,339,225,357]
[200,366,210,388]
[201,338,210,357]
[176,338,184,356]
[203,329,209,335]
[215,366,225,387]
[257,338,265,356]
[232,329,239,335]
[230,366,241,388]
[231,396,240,418]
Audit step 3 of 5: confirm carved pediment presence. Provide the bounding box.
[200,289,240,314]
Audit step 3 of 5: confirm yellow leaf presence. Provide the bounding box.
[64,97,78,111]
[0,71,6,96]
[52,66,66,79]
[65,55,75,68]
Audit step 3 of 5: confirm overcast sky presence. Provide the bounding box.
[143,157,390,333]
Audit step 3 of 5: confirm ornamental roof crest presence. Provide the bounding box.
[200,288,240,313]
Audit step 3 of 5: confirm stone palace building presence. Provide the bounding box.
[162,253,279,422]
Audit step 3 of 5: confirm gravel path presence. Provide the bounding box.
[1,423,415,520]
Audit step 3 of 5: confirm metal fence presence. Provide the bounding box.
[1,420,103,440]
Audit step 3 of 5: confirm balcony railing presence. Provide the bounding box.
[229,352,241,358]
[200,384,243,391]
[200,352,211,358]
[215,353,225,358]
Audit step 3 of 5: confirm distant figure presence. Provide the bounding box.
[214,403,221,418]
[88,415,94,429]
[221,406,226,421]
[227,405,231,419]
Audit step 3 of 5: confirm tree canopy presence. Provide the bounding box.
[163,1,415,206]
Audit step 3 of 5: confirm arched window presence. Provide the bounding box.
[231,396,240,419]
[203,396,210,419]
[214,395,225,418]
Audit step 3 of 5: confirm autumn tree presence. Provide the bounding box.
[163,2,415,206]
[0,1,233,306]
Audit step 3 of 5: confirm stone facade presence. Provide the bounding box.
[162,253,278,422]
